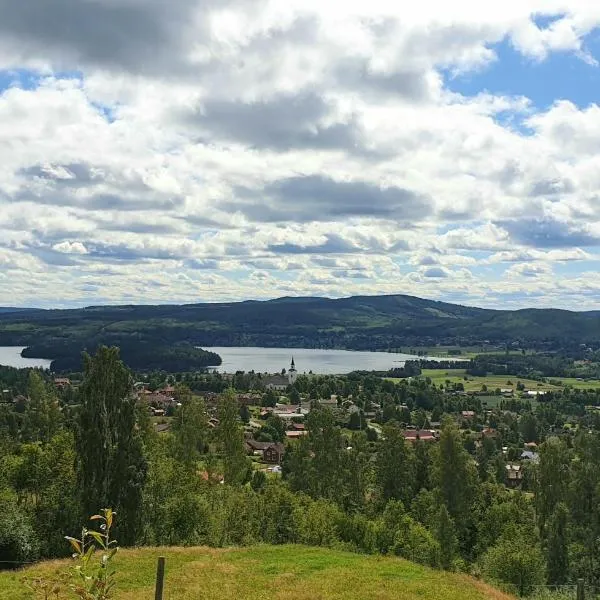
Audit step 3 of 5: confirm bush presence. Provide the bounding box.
[0,494,39,565]
[259,483,300,545]
[208,486,262,547]
[392,517,440,568]
[294,499,342,548]
[337,512,379,554]
[483,531,545,596]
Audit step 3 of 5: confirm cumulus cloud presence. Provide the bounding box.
[488,248,591,263]
[498,218,600,249]
[1,1,600,308]
[423,267,450,279]
[0,0,211,75]
[505,262,553,278]
[231,175,432,223]
[52,241,88,255]
[268,234,359,255]
[180,92,364,152]
[511,12,598,63]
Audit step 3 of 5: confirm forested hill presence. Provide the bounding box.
[0,294,600,371]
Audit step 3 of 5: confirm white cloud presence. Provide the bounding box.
[52,241,88,255]
[1,2,600,307]
[505,262,553,278]
[489,248,591,263]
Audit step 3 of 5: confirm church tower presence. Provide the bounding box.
[288,357,297,385]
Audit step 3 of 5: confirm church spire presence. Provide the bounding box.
[288,356,297,385]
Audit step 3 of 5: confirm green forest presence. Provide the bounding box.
[2,348,600,598]
[2,294,600,371]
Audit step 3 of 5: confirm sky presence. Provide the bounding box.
[2,1,600,310]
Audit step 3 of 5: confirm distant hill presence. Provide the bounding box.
[0,544,514,600]
[0,293,599,371]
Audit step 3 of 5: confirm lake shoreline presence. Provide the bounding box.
[0,345,465,374]
[199,346,465,375]
[0,346,53,370]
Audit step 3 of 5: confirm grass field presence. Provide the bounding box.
[547,377,600,390]
[388,368,600,393]
[1,545,514,600]
[420,369,558,392]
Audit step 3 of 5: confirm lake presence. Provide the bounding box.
[203,346,459,375]
[0,345,461,374]
[0,347,53,369]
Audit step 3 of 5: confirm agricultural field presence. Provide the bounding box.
[419,369,557,392]
[387,369,600,393]
[546,377,600,390]
[401,347,535,359]
[423,369,600,392]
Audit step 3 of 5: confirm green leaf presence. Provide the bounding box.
[65,537,82,554]
[83,545,95,563]
[87,531,105,546]
[105,509,114,529]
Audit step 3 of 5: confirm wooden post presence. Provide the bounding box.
[155,556,165,600]
[577,578,585,600]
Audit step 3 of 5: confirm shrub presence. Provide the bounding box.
[0,493,39,565]
[294,499,342,548]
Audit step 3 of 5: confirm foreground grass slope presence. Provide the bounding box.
[1,545,513,600]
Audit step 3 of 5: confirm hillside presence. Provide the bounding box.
[0,293,599,371]
[0,545,513,600]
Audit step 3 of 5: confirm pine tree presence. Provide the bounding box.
[436,504,458,570]
[414,440,431,492]
[341,431,370,511]
[76,346,147,545]
[24,371,60,443]
[261,388,277,407]
[239,404,251,424]
[282,435,312,493]
[431,418,477,546]
[217,389,249,485]
[172,385,208,467]
[375,423,416,506]
[519,412,539,443]
[570,432,600,586]
[535,437,570,537]
[547,503,569,586]
[304,407,346,500]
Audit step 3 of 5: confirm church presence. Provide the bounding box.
[264,358,298,391]
[288,357,298,385]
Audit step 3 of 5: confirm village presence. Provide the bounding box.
[5,355,589,493]
[117,358,550,489]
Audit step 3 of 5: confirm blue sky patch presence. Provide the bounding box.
[0,69,45,92]
[531,13,567,30]
[91,101,117,123]
[0,68,84,94]
[447,34,600,110]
